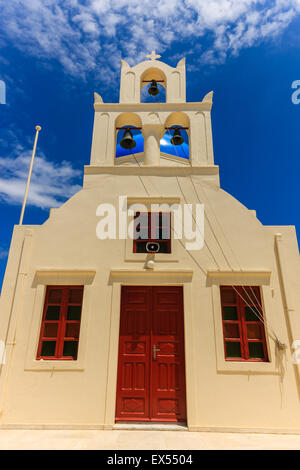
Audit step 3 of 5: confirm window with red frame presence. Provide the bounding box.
[37,286,83,360]
[220,286,268,362]
[133,212,171,254]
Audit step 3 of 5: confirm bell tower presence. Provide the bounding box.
[89,52,215,169]
[119,50,186,104]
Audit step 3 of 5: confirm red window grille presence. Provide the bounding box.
[37,286,83,360]
[133,212,171,254]
[220,286,268,362]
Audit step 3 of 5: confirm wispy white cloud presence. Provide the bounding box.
[1,0,300,80]
[0,249,8,260]
[0,142,81,209]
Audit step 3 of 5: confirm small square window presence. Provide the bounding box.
[41,341,56,357]
[43,323,59,338]
[222,306,238,321]
[225,342,241,358]
[45,305,60,320]
[63,341,78,359]
[133,212,171,254]
[67,306,82,321]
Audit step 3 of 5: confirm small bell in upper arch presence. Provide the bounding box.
[148,80,159,96]
[120,128,136,150]
[170,127,184,146]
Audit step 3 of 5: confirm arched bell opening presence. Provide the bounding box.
[161,112,190,160]
[115,113,143,159]
[160,126,189,159]
[141,82,166,103]
[140,67,166,103]
[116,126,144,158]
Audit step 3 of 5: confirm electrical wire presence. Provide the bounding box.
[186,163,280,341]
[186,168,281,342]
[129,150,151,196]
[154,96,221,269]
[188,176,237,270]
[125,94,283,346]
[239,285,280,343]
[129,148,207,275]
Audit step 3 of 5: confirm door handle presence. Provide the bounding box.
[153,344,160,360]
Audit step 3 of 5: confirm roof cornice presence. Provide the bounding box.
[93,101,212,112]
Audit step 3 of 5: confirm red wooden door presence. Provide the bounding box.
[115,286,186,422]
[116,286,151,422]
[151,287,187,421]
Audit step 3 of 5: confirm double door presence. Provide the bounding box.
[115,286,187,422]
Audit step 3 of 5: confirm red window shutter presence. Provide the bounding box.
[220,286,268,362]
[37,286,83,360]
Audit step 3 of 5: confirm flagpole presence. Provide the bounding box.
[19,125,42,225]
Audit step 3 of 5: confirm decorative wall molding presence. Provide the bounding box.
[33,270,96,287]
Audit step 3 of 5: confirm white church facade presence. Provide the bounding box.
[1,54,300,432]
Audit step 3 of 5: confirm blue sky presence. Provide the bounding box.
[0,0,300,289]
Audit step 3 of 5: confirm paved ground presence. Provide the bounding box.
[0,429,300,449]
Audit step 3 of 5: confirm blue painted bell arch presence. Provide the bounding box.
[160,125,189,160]
[140,67,167,104]
[116,126,144,158]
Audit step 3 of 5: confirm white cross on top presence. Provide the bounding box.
[146,51,161,61]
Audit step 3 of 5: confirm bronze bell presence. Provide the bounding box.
[148,80,159,96]
[170,127,184,146]
[120,128,136,150]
